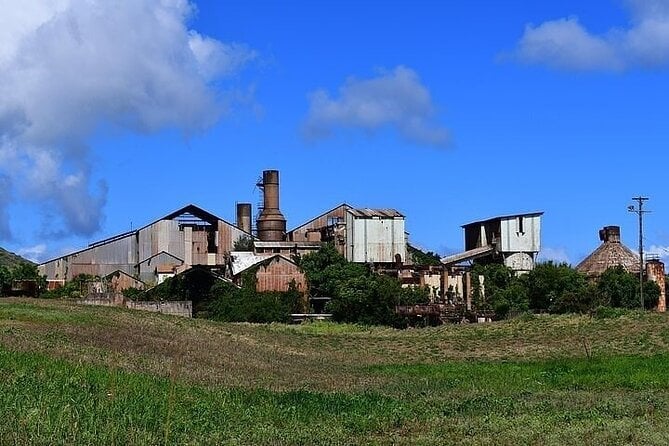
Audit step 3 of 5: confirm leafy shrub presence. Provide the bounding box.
[593,306,631,319]
[207,274,304,323]
[301,244,428,327]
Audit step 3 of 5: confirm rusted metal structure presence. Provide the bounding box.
[106,270,145,292]
[236,203,253,235]
[288,203,351,252]
[396,303,474,324]
[256,170,287,242]
[287,204,406,264]
[441,212,543,273]
[646,258,666,312]
[575,226,640,277]
[39,204,252,288]
[230,252,307,294]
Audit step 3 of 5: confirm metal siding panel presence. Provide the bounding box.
[218,220,247,255]
[184,226,192,265]
[191,230,207,265]
[290,205,348,241]
[139,226,152,261]
[254,257,306,292]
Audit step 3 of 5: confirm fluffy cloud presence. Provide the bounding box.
[537,247,571,265]
[303,66,449,147]
[511,0,669,71]
[646,245,669,261]
[0,0,255,239]
[17,244,47,263]
[0,175,12,240]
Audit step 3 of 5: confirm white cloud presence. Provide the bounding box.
[303,66,449,147]
[646,245,669,261]
[17,244,47,263]
[0,0,255,239]
[0,174,12,240]
[510,0,669,71]
[537,247,571,265]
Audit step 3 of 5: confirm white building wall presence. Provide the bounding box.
[499,215,541,253]
[346,213,406,263]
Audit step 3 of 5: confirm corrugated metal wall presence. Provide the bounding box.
[346,213,406,263]
[41,211,249,282]
[289,205,348,239]
[254,257,307,293]
[138,252,184,283]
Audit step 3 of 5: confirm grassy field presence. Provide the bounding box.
[2,298,669,444]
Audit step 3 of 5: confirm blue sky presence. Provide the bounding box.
[1,0,668,266]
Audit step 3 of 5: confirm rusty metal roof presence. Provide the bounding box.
[288,203,351,233]
[347,208,404,218]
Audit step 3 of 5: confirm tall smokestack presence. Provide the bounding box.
[256,170,286,241]
[236,203,252,234]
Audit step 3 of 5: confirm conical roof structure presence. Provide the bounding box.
[576,226,640,277]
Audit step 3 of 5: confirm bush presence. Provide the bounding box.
[301,244,428,327]
[523,261,589,311]
[207,274,304,323]
[41,274,96,299]
[593,306,631,319]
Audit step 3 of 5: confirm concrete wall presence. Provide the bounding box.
[127,300,192,318]
[79,294,192,317]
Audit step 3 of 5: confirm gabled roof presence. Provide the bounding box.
[139,203,252,236]
[136,251,184,267]
[40,204,253,265]
[288,203,351,233]
[230,253,299,276]
[141,265,239,294]
[462,212,544,228]
[104,269,146,285]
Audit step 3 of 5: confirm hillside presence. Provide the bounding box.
[0,247,32,268]
[2,298,669,444]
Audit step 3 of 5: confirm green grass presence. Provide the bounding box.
[2,298,669,444]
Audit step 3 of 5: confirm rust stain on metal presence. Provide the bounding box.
[646,259,666,312]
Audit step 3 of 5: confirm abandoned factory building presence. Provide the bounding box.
[39,170,409,294]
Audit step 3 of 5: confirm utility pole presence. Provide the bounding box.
[628,197,649,310]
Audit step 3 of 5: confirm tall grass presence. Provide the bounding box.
[2,347,669,444]
[3,299,669,444]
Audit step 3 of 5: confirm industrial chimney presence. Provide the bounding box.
[256,170,286,241]
[236,203,252,234]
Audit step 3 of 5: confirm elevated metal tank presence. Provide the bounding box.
[256,170,286,241]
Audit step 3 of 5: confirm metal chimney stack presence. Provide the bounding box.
[236,203,252,234]
[256,170,286,241]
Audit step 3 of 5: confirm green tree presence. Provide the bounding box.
[471,264,527,318]
[407,245,441,267]
[523,262,589,310]
[207,272,304,323]
[302,244,428,326]
[300,244,350,297]
[233,236,254,252]
[0,266,11,296]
